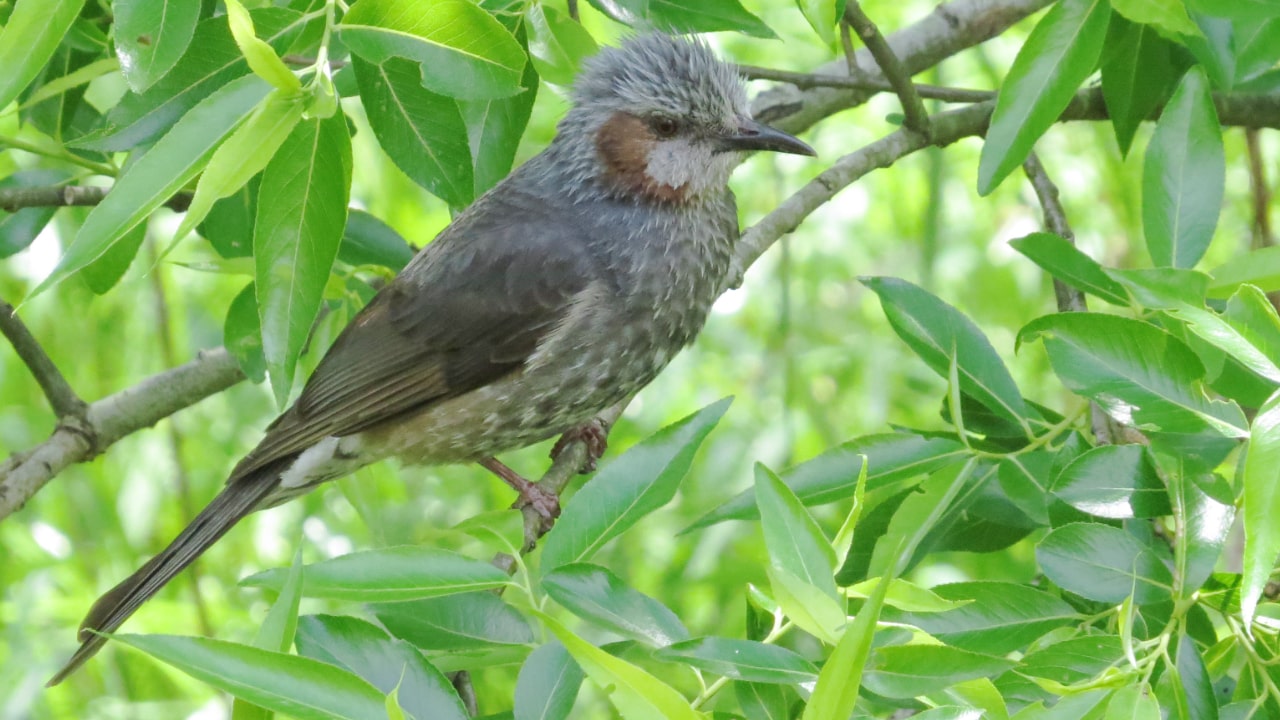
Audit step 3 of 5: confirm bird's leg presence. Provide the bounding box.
[550,418,610,473]
[479,457,561,526]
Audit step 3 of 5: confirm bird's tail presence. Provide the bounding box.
[47,471,280,686]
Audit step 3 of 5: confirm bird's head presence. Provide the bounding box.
[564,33,815,204]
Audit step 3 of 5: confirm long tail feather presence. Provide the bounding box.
[47,472,280,686]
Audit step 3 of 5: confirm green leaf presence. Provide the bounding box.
[798,0,842,44]
[0,169,69,258]
[373,592,534,651]
[353,55,473,206]
[755,464,839,604]
[977,0,1109,194]
[1105,685,1160,720]
[525,4,598,86]
[255,547,304,652]
[225,282,267,383]
[533,610,702,720]
[541,397,730,568]
[648,0,776,38]
[254,112,352,406]
[1019,635,1123,686]
[654,637,819,684]
[295,614,468,720]
[80,222,147,294]
[0,0,85,113]
[1241,388,1280,629]
[846,576,971,613]
[1155,633,1215,720]
[1169,284,1280,389]
[1209,246,1280,297]
[542,563,688,647]
[1036,522,1174,604]
[689,432,965,529]
[174,89,306,247]
[862,460,979,581]
[1107,267,1210,310]
[201,176,258,258]
[225,0,302,93]
[863,276,1030,430]
[341,0,526,100]
[114,0,200,93]
[889,581,1081,655]
[1052,445,1171,519]
[1009,232,1129,306]
[1110,0,1199,35]
[767,565,846,645]
[459,50,537,197]
[80,8,304,152]
[736,682,791,720]
[111,634,387,720]
[800,567,894,720]
[1018,312,1248,438]
[515,642,584,720]
[30,74,272,299]
[1100,15,1186,154]
[864,645,1016,699]
[232,546,306,720]
[1173,473,1234,597]
[242,546,511,602]
[1143,68,1224,269]
[339,210,415,270]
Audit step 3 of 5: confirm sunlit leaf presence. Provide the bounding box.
[978,0,1109,193]
[114,0,200,93]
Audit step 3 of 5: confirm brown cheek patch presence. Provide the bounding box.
[595,112,690,204]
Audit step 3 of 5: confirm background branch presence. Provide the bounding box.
[843,0,932,136]
[0,348,246,520]
[0,300,85,418]
[0,186,192,212]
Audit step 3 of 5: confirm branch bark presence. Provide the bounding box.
[0,348,245,520]
[0,185,192,212]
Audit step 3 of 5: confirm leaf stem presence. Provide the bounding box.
[0,134,117,176]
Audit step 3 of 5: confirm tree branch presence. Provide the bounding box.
[0,185,192,212]
[754,0,1055,133]
[740,65,994,104]
[0,348,246,521]
[843,0,931,136]
[0,300,86,418]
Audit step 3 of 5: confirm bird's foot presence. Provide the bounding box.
[480,457,560,532]
[550,418,609,473]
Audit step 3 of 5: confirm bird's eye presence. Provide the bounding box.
[650,116,679,139]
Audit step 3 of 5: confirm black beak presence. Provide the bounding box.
[717,120,816,156]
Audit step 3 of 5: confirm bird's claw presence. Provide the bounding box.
[512,481,561,534]
[551,419,609,473]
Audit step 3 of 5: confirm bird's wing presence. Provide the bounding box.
[230,194,601,480]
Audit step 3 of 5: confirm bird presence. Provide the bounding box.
[48,31,814,685]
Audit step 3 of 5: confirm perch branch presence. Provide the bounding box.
[0,348,246,521]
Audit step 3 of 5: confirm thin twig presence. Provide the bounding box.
[0,348,246,520]
[740,65,994,104]
[839,19,859,74]
[0,185,193,213]
[0,135,117,177]
[842,1,932,136]
[1246,129,1274,248]
[0,300,86,418]
[567,0,579,21]
[1021,154,1126,446]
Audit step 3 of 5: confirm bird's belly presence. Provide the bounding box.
[360,333,676,465]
